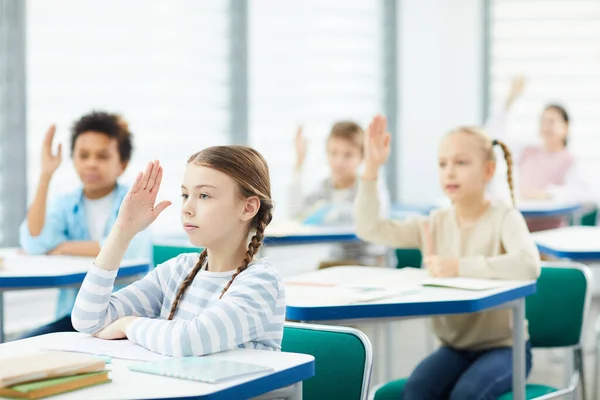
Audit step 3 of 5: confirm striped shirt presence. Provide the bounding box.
[71,253,286,357]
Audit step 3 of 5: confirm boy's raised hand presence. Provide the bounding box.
[116,160,171,237]
[363,114,391,179]
[294,125,308,169]
[41,125,62,178]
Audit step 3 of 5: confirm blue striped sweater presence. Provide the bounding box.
[71,253,286,357]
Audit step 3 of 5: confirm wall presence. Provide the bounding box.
[398,0,485,204]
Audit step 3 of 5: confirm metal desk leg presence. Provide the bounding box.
[385,321,394,382]
[0,292,5,343]
[594,331,600,400]
[512,298,526,400]
[289,382,302,400]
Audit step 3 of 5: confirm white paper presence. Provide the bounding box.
[285,283,421,306]
[41,332,170,362]
[422,277,508,291]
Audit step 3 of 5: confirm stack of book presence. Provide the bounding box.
[0,351,110,399]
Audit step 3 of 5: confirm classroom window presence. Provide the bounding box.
[248,0,386,219]
[488,0,600,180]
[26,0,231,236]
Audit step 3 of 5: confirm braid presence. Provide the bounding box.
[168,249,207,320]
[219,210,272,299]
[493,140,515,206]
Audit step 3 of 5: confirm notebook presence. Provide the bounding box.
[0,371,110,399]
[128,357,273,384]
[0,351,105,388]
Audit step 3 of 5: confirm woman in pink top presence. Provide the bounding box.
[486,76,595,231]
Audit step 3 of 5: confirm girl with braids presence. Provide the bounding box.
[71,147,285,357]
[354,115,540,399]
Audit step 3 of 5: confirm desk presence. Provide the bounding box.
[154,224,359,250]
[0,251,150,343]
[0,333,315,400]
[285,266,536,400]
[532,226,600,400]
[533,226,600,260]
[517,201,582,219]
[392,201,582,220]
[390,203,435,220]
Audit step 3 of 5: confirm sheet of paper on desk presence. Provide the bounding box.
[422,277,507,291]
[41,332,169,362]
[285,284,420,305]
[355,267,508,291]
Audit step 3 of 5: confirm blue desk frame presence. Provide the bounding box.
[0,260,150,343]
[157,232,360,249]
[286,281,536,400]
[392,203,582,220]
[286,282,536,321]
[521,204,581,219]
[153,360,314,400]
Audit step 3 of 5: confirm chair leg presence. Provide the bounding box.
[594,333,600,400]
[575,347,587,400]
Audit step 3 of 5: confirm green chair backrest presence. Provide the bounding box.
[152,244,201,266]
[568,206,597,226]
[526,263,590,348]
[395,248,422,269]
[581,208,598,226]
[282,323,372,400]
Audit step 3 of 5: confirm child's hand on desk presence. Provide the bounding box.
[94,316,139,340]
[116,160,172,237]
[423,222,459,278]
[424,255,459,278]
[47,244,65,255]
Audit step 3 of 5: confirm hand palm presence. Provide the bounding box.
[365,115,391,166]
[42,125,62,174]
[511,75,525,97]
[117,161,171,234]
[295,126,307,164]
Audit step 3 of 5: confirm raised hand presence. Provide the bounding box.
[41,125,62,178]
[294,125,308,169]
[363,114,391,179]
[116,160,172,236]
[506,75,526,109]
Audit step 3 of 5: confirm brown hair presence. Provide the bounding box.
[544,104,570,147]
[167,146,273,320]
[71,111,133,163]
[448,127,515,206]
[327,121,364,155]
